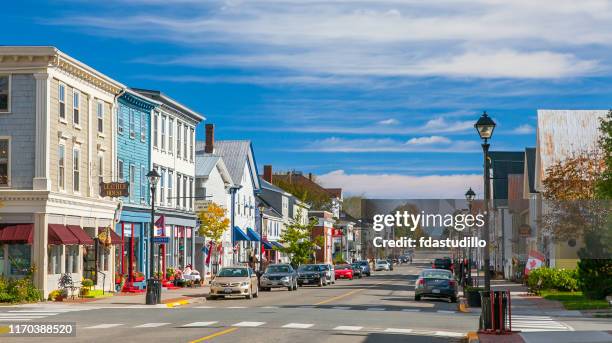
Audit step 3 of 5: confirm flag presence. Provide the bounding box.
[154,215,165,236]
[524,250,545,275]
[205,241,214,265]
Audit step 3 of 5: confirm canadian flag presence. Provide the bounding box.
[524,250,545,275]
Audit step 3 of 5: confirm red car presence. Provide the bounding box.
[334,264,354,280]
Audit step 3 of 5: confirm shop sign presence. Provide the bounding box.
[100,182,129,197]
[152,236,169,244]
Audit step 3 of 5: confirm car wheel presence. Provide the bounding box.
[287,285,293,291]
[450,296,457,303]
[414,295,421,301]
[208,295,217,300]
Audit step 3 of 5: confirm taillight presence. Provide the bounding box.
[449,280,457,288]
[417,279,424,286]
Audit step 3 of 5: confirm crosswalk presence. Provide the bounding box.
[76,320,466,338]
[510,315,573,332]
[193,305,459,314]
[0,307,94,321]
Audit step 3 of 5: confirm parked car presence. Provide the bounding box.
[297,264,328,287]
[320,264,335,285]
[432,257,453,271]
[386,259,394,271]
[260,264,298,292]
[414,268,458,303]
[375,259,390,271]
[356,260,371,276]
[209,267,259,300]
[350,262,363,278]
[334,264,354,280]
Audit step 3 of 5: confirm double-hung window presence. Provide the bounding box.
[176,173,181,208]
[153,112,159,148]
[98,154,104,186]
[117,107,124,134]
[188,178,193,210]
[189,128,194,162]
[129,109,135,139]
[183,125,188,160]
[58,83,66,120]
[0,75,10,112]
[176,122,182,157]
[182,176,187,208]
[0,139,9,187]
[72,147,80,193]
[117,159,124,181]
[141,165,147,203]
[168,118,174,154]
[97,101,104,133]
[58,143,65,190]
[73,90,80,126]
[161,115,166,151]
[140,112,147,142]
[160,168,166,205]
[129,164,136,202]
[167,170,173,206]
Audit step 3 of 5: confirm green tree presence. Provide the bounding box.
[278,216,323,267]
[596,110,612,198]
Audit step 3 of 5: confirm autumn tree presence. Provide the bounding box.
[198,202,230,242]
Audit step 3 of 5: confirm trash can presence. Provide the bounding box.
[145,278,162,305]
[479,290,510,333]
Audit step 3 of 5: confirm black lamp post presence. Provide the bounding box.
[465,187,476,283]
[474,111,496,294]
[145,169,161,305]
[257,202,266,272]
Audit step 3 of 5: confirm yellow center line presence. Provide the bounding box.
[189,327,239,343]
[313,281,390,306]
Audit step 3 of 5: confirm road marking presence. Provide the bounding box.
[227,306,247,309]
[134,323,170,328]
[232,321,265,327]
[332,306,351,310]
[436,310,456,314]
[0,313,57,316]
[334,326,363,331]
[434,331,465,337]
[298,305,315,308]
[282,323,314,329]
[183,321,219,327]
[84,324,123,329]
[0,318,36,321]
[401,309,421,312]
[189,327,238,343]
[510,315,573,332]
[194,306,215,309]
[366,307,386,311]
[384,328,413,333]
[314,289,361,305]
[260,306,278,309]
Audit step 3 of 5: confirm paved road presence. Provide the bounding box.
[0,263,478,342]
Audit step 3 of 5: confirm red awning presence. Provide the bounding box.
[99,227,122,245]
[48,224,80,245]
[66,225,94,245]
[0,224,33,244]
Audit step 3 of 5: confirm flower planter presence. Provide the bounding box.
[134,276,145,282]
[466,290,482,307]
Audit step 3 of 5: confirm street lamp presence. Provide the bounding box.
[257,202,266,272]
[145,169,160,305]
[474,111,495,294]
[465,187,476,284]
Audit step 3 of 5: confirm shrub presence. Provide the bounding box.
[527,267,579,294]
[48,289,63,301]
[576,258,612,300]
[0,276,42,303]
[81,279,94,288]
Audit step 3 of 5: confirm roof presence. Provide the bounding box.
[131,88,204,123]
[535,110,606,191]
[256,196,283,219]
[489,151,525,202]
[196,140,260,190]
[195,152,232,184]
[260,179,289,195]
[524,147,536,194]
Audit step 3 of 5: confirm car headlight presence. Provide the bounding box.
[241,281,249,287]
[281,276,290,281]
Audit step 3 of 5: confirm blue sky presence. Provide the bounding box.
[4,0,612,198]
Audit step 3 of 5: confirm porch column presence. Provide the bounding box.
[33,73,50,190]
[32,213,49,295]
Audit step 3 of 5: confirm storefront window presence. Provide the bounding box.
[48,245,62,274]
[65,245,79,274]
[8,244,31,276]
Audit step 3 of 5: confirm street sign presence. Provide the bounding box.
[152,237,169,244]
[100,182,129,197]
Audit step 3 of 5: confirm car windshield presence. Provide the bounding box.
[358,261,368,266]
[336,264,351,270]
[421,270,452,279]
[266,265,291,273]
[376,260,386,264]
[218,268,248,277]
[298,265,319,272]
[319,265,329,270]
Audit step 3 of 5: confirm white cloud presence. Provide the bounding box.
[511,124,535,134]
[422,118,474,133]
[296,136,478,153]
[378,118,399,125]
[317,170,483,198]
[406,136,451,145]
[50,0,610,79]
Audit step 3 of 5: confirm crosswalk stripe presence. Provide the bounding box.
[85,324,123,329]
[332,306,351,310]
[182,321,218,327]
[134,323,171,328]
[0,313,58,316]
[261,306,278,309]
[401,309,421,312]
[194,306,215,309]
[366,307,386,311]
[227,306,247,309]
[436,310,456,314]
[282,323,314,329]
[385,328,413,333]
[233,321,265,327]
[435,331,465,337]
[0,318,37,321]
[334,326,363,331]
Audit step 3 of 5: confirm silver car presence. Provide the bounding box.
[375,259,390,271]
[320,264,335,285]
[260,264,298,291]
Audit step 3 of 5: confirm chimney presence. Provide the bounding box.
[263,165,273,183]
[205,124,214,153]
[308,173,313,180]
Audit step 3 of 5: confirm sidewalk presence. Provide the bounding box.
[88,285,210,306]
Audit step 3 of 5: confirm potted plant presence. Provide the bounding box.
[464,286,484,307]
[134,272,145,282]
[81,278,93,297]
[48,289,66,302]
